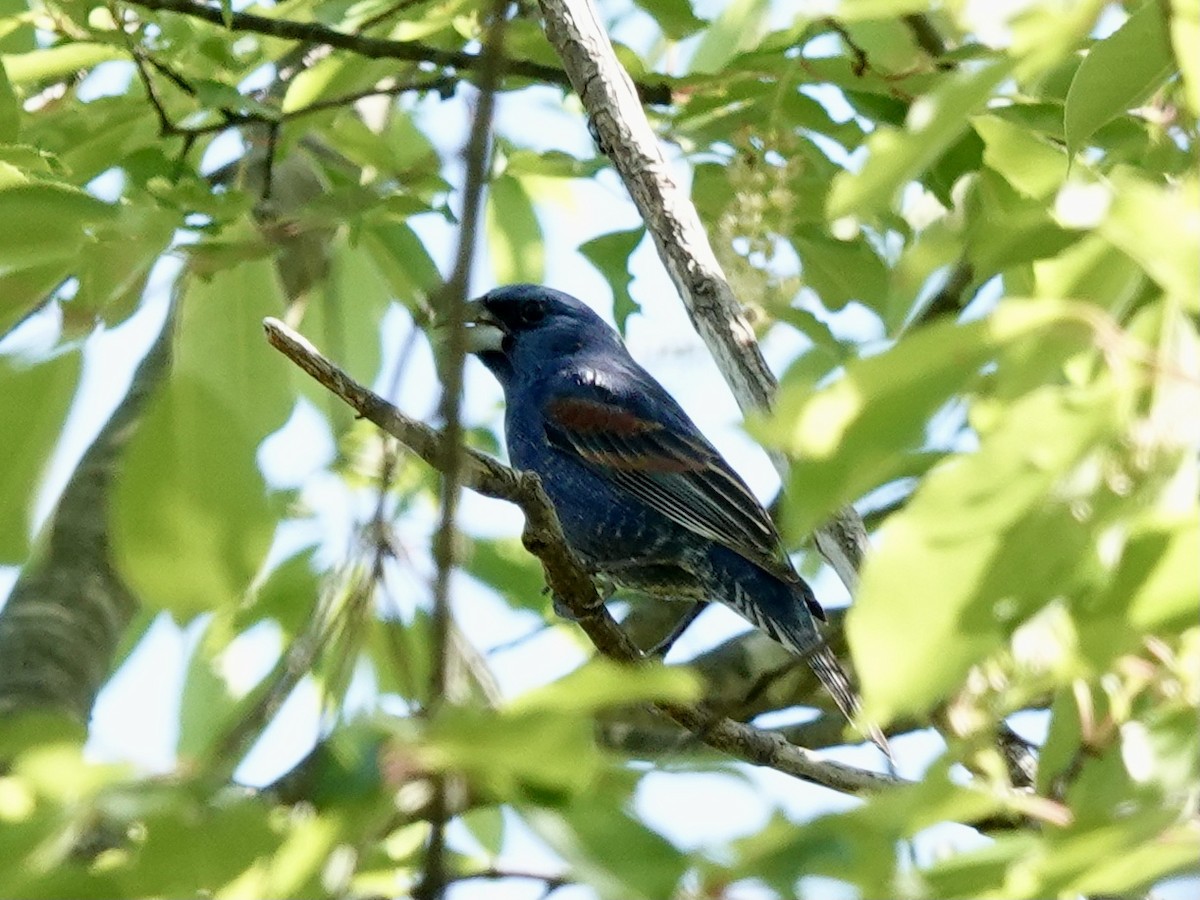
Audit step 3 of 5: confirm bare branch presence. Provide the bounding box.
[122,0,672,104]
[534,0,870,589]
[262,317,901,798]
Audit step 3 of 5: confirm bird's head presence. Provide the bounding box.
[464,284,620,388]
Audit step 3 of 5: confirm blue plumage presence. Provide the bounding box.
[465,284,873,742]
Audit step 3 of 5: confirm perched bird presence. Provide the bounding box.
[465,283,880,748]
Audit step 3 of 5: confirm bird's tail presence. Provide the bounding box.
[806,643,892,761]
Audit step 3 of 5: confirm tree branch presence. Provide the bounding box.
[534,0,870,590]
[262,317,900,798]
[123,0,672,104]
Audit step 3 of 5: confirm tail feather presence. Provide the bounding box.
[806,644,892,761]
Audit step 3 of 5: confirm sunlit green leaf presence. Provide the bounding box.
[1,43,123,84]
[0,349,80,562]
[1099,169,1200,307]
[0,182,116,273]
[828,58,1010,219]
[578,227,644,332]
[850,378,1120,722]
[756,302,1082,539]
[632,0,706,40]
[0,58,17,142]
[112,237,294,618]
[485,174,543,285]
[689,0,771,75]
[1065,1,1174,155]
[794,230,889,312]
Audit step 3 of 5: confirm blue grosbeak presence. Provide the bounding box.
[466,284,877,747]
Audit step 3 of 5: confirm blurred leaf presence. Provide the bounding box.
[465,536,548,613]
[239,545,322,638]
[690,0,771,74]
[578,227,644,332]
[0,57,17,142]
[0,182,116,273]
[0,349,79,561]
[1,43,123,84]
[965,168,1079,273]
[1065,2,1174,155]
[1171,0,1200,115]
[486,173,543,285]
[850,379,1120,722]
[1111,518,1200,633]
[73,203,178,325]
[115,793,279,896]
[794,230,889,311]
[461,805,506,857]
[524,783,687,900]
[828,59,1010,219]
[1099,168,1200,307]
[633,0,706,40]
[974,114,1068,199]
[112,237,294,618]
[757,301,1082,539]
[511,657,700,714]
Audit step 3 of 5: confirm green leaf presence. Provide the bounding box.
[755,301,1080,539]
[112,238,294,618]
[973,114,1068,200]
[632,0,707,40]
[0,58,18,142]
[511,658,700,715]
[1099,168,1200,307]
[176,621,243,763]
[0,43,124,85]
[1171,0,1200,115]
[421,704,601,799]
[0,182,116,273]
[485,174,543,285]
[0,350,80,561]
[361,221,442,310]
[238,546,322,638]
[524,784,687,900]
[794,230,889,312]
[964,169,1079,274]
[461,806,506,857]
[689,0,771,75]
[1113,518,1200,632]
[73,203,178,325]
[577,227,644,332]
[828,58,1010,220]
[1064,1,1174,155]
[464,536,549,613]
[849,381,1120,723]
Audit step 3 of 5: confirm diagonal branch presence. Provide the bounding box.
[123,0,672,104]
[262,317,900,798]
[534,0,870,590]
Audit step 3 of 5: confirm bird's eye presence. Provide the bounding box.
[519,300,546,326]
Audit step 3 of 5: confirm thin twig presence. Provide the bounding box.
[262,317,901,798]
[420,3,508,897]
[123,0,672,104]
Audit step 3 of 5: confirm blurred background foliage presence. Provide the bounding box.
[0,0,1197,898]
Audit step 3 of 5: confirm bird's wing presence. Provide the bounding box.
[542,383,818,612]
